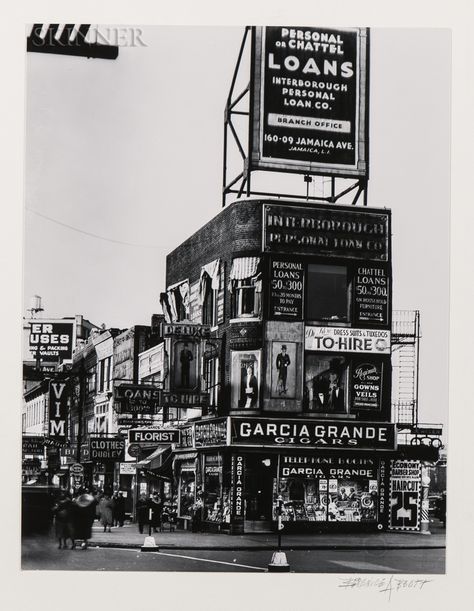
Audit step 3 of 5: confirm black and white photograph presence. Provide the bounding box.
[4,1,473,609]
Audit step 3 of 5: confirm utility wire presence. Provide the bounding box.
[26,207,161,249]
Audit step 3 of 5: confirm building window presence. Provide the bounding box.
[229,257,261,319]
[306,264,349,322]
[204,357,219,413]
[304,354,348,413]
[202,284,218,326]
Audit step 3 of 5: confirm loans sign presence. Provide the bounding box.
[230,417,396,450]
[251,27,368,176]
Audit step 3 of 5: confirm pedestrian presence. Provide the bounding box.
[52,490,73,549]
[136,493,149,534]
[71,489,97,550]
[149,492,163,533]
[191,496,203,533]
[113,491,126,527]
[98,492,114,533]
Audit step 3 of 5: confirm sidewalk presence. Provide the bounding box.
[88,521,446,551]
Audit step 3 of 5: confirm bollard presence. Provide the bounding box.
[141,536,159,552]
[268,495,290,572]
[420,464,431,535]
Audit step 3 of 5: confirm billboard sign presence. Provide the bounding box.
[128,428,180,445]
[48,381,68,443]
[251,27,368,177]
[114,384,161,415]
[305,325,391,354]
[29,320,75,362]
[263,204,390,261]
[269,258,304,320]
[230,417,396,450]
[89,437,125,461]
[389,460,421,531]
[22,436,45,455]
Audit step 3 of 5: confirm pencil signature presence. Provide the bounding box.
[338,575,432,601]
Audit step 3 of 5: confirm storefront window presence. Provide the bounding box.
[304,354,348,413]
[179,470,195,518]
[275,458,379,524]
[306,264,349,322]
[203,456,223,522]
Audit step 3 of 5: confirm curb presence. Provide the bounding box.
[90,541,446,552]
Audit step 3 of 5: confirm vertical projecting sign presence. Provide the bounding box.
[48,381,68,443]
[251,27,368,177]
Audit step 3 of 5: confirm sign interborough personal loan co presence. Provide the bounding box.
[251,27,369,176]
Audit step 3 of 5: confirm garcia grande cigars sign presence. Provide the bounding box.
[230,417,396,450]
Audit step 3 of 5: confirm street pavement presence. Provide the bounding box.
[76,519,446,550]
[21,519,445,573]
[22,534,445,573]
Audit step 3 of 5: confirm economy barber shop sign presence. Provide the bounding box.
[230,417,396,450]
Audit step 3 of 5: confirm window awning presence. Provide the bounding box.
[199,259,220,305]
[136,446,170,470]
[229,257,259,281]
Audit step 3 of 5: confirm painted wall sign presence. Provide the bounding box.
[230,417,396,450]
[269,259,304,319]
[114,384,161,415]
[89,437,125,461]
[252,27,368,176]
[128,428,180,444]
[22,436,45,454]
[279,455,377,478]
[119,462,137,475]
[161,391,209,408]
[305,325,391,354]
[389,460,421,531]
[271,341,298,399]
[230,350,262,409]
[162,323,211,338]
[230,454,245,523]
[48,381,68,443]
[29,320,75,362]
[353,265,390,325]
[194,420,228,447]
[351,360,383,410]
[263,204,389,261]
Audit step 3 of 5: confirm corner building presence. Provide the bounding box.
[164,197,406,534]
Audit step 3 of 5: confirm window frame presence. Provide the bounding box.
[305,262,352,324]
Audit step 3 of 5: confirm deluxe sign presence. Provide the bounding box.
[252,27,368,177]
[263,204,389,261]
[230,417,396,450]
[89,437,125,461]
[305,326,391,354]
[128,429,180,444]
[29,320,75,361]
[162,323,211,338]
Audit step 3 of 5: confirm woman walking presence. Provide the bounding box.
[71,489,97,550]
[53,490,73,549]
[98,492,115,533]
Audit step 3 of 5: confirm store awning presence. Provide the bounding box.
[136,446,170,470]
[229,257,259,281]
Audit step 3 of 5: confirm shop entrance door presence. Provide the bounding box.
[244,456,274,521]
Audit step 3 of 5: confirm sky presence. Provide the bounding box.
[24,26,451,428]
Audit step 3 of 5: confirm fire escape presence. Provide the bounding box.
[391,310,420,426]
